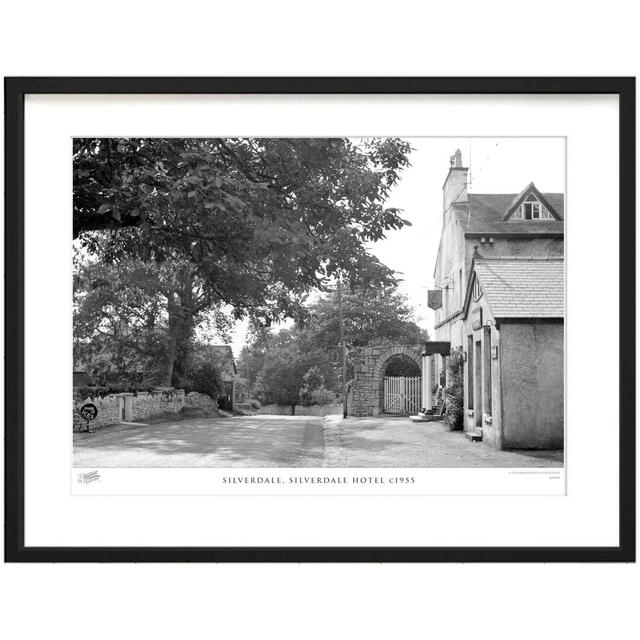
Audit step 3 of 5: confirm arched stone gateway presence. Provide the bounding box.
[348,344,424,417]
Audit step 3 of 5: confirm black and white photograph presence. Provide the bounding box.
[2,2,637,636]
[6,75,632,565]
[72,136,565,471]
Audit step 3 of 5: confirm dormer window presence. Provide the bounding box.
[510,194,554,221]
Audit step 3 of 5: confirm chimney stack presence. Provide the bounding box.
[443,148,469,211]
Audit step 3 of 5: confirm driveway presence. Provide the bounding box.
[73,415,325,468]
[74,414,563,468]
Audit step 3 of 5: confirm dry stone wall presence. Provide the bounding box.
[73,388,218,432]
[256,403,343,417]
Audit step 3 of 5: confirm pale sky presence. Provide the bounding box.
[222,137,566,355]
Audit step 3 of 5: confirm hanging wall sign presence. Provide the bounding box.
[427,290,442,310]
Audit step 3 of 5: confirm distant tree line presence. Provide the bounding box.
[237,286,428,413]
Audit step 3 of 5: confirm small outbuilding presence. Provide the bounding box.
[461,254,564,450]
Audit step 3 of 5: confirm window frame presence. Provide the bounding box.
[514,194,553,221]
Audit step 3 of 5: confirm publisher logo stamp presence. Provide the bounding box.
[78,470,100,484]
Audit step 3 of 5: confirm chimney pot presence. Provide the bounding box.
[443,149,469,211]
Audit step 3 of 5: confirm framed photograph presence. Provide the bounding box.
[4,77,635,562]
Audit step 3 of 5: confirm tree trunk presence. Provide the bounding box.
[291,404,296,416]
[163,277,197,387]
[163,295,179,387]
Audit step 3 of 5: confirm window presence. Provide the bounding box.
[473,276,482,300]
[511,194,553,220]
[459,268,463,305]
[523,201,541,219]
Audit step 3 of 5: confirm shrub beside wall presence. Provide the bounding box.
[444,348,464,431]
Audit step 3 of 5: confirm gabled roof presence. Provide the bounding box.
[502,182,562,221]
[451,189,564,235]
[464,257,564,319]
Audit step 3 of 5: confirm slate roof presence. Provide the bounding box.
[473,258,564,318]
[451,192,564,235]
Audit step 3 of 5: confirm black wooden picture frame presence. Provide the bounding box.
[4,77,636,562]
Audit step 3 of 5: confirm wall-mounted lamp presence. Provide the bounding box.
[462,351,468,362]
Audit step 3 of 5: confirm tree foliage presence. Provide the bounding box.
[73,248,233,387]
[239,285,427,407]
[254,341,334,413]
[302,285,427,351]
[74,138,412,325]
[74,137,416,395]
[186,357,224,400]
[298,366,336,406]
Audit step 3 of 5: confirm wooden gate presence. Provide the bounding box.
[383,376,422,414]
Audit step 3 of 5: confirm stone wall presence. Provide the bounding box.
[73,388,218,432]
[348,345,423,417]
[73,393,120,431]
[183,391,219,416]
[256,403,343,417]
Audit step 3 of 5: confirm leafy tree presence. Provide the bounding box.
[239,284,427,405]
[299,285,427,385]
[74,256,164,386]
[186,358,223,400]
[299,366,338,406]
[298,366,327,406]
[236,322,275,390]
[302,285,427,351]
[74,138,412,326]
[73,249,232,387]
[252,331,337,412]
[74,138,413,392]
[254,344,311,414]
